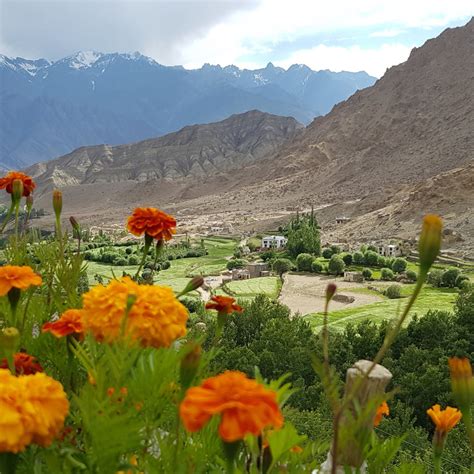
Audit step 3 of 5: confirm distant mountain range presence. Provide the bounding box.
[0,51,375,168]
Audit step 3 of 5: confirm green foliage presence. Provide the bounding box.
[311,260,323,273]
[392,257,408,273]
[362,268,373,280]
[330,245,341,255]
[381,267,395,281]
[322,248,333,259]
[328,254,345,275]
[427,269,444,287]
[286,213,321,258]
[405,269,417,282]
[353,251,365,265]
[385,284,402,299]
[342,253,353,265]
[364,250,379,266]
[226,258,246,270]
[273,258,293,276]
[296,253,314,272]
[441,267,461,288]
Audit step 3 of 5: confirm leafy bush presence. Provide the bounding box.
[392,257,408,273]
[441,268,461,288]
[273,258,293,276]
[296,253,314,272]
[226,259,246,270]
[321,248,332,259]
[427,269,443,287]
[114,257,128,266]
[342,253,353,266]
[405,269,418,282]
[311,260,323,273]
[456,274,470,289]
[377,255,387,267]
[330,245,341,255]
[328,254,345,275]
[362,268,373,280]
[353,251,365,264]
[381,267,395,281]
[125,247,133,255]
[364,250,379,266]
[128,255,139,265]
[385,284,402,299]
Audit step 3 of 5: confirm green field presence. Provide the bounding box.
[216,276,280,299]
[85,237,236,289]
[305,285,458,331]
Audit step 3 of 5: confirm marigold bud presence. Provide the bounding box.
[11,179,24,205]
[180,276,204,296]
[419,215,442,277]
[69,216,80,236]
[180,343,201,389]
[52,189,63,220]
[448,357,474,412]
[26,195,33,212]
[0,327,20,354]
[326,283,337,302]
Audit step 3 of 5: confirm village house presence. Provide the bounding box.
[344,271,364,283]
[261,235,287,249]
[246,262,270,278]
[335,216,351,225]
[232,268,250,280]
[378,243,401,257]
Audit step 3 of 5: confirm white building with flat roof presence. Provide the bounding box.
[261,235,287,249]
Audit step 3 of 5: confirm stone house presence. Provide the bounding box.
[344,271,364,283]
[246,262,270,278]
[232,268,250,280]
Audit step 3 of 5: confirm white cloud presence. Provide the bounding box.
[370,29,405,38]
[274,43,412,77]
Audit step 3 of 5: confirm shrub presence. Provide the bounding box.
[364,250,379,266]
[392,258,408,273]
[353,251,365,265]
[84,251,93,260]
[311,260,323,273]
[296,253,314,272]
[330,245,341,255]
[441,268,461,288]
[455,274,469,289]
[128,255,139,265]
[273,258,293,276]
[427,269,443,287]
[226,259,246,271]
[385,284,402,299]
[114,257,128,266]
[342,253,353,266]
[381,268,394,281]
[376,255,387,267]
[260,250,276,262]
[125,247,133,255]
[362,268,373,280]
[322,248,333,259]
[328,255,345,275]
[405,269,418,282]
[161,261,171,270]
[181,297,203,313]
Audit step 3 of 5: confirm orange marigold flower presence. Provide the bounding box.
[0,369,69,452]
[0,352,43,375]
[0,171,36,197]
[81,277,188,348]
[179,370,283,442]
[127,207,176,241]
[205,295,243,314]
[42,309,84,338]
[427,404,462,435]
[374,401,389,427]
[0,265,42,297]
[291,445,303,454]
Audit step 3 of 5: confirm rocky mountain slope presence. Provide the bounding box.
[0,52,374,168]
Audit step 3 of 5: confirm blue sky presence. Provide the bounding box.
[1,0,472,77]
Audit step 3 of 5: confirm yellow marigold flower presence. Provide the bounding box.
[0,369,69,452]
[427,404,461,436]
[418,215,443,276]
[81,277,188,348]
[0,265,42,296]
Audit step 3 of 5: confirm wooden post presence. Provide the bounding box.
[317,360,393,473]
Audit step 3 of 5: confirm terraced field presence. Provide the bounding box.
[216,276,280,300]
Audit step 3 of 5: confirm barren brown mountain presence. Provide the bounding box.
[24,19,473,253]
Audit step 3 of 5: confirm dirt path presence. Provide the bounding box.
[279,273,383,315]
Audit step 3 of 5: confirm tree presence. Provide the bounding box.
[392,258,408,273]
[381,267,394,281]
[353,251,365,265]
[362,268,373,280]
[441,268,461,288]
[342,253,353,266]
[273,258,293,276]
[322,248,333,259]
[427,269,443,287]
[385,284,401,299]
[364,250,379,266]
[286,213,321,257]
[405,269,417,282]
[455,274,470,289]
[227,259,246,270]
[311,260,323,273]
[296,253,314,272]
[330,245,341,255]
[328,255,345,275]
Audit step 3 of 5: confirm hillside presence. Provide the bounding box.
[0,52,374,168]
